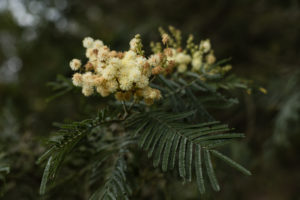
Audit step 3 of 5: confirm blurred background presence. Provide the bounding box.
[0,0,299,199]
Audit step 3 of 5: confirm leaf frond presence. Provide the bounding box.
[126,111,250,194]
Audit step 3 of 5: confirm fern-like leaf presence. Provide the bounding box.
[38,109,115,195]
[90,154,131,200]
[153,74,239,122]
[126,111,250,194]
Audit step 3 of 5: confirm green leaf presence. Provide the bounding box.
[195,144,205,194]
[147,128,166,158]
[169,134,181,170]
[162,132,176,172]
[194,133,244,143]
[204,149,220,191]
[153,130,170,168]
[210,150,251,176]
[138,123,154,148]
[36,147,55,165]
[39,156,53,195]
[178,137,187,181]
[186,142,193,182]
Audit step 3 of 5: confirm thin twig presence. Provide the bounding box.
[127,101,135,113]
[121,101,129,120]
[121,101,128,114]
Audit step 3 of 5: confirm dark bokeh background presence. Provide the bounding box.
[0,0,300,199]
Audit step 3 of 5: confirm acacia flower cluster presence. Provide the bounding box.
[70,35,161,105]
[69,26,234,105]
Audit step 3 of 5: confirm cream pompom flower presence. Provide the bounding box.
[192,51,203,71]
[93,40,104,49]
[102,64,117,80]
[200,39,211,53]
[148,54,161,66]
[82,86,94,96]
[83,37,94,48]
[178,64,188,73]
[70,59,81,71]
[175,52,191,64]
[72,73,83,86]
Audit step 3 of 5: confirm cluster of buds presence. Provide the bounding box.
[150,26,232,77]
[70,35,161,105]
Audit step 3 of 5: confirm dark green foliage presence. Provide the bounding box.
[37,109,124,195]
[46,74,77,102]
[38,121,98,194]
[36,104,137,199]
[125,110,250,194]
[90,153,132,200]
[153,72,247,121]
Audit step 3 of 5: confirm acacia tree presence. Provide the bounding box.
[38,27,257,199]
